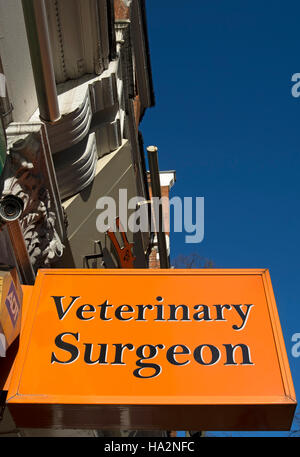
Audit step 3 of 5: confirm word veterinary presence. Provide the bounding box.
[50,296,255,379]
[96,189,204,244]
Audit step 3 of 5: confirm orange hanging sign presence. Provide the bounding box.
[6,269,297,430]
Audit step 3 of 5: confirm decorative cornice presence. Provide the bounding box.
[29,56,126,200]
[53,132,98,200]
[45,0,111,83]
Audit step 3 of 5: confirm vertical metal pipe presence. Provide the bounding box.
[147,146,170,269]
[22,0,60,123]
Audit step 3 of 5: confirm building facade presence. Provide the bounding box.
[0,0,175,436]
[0,0,172,277]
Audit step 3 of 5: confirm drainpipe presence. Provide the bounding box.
[147,146,170,269]
[22,0,60,123]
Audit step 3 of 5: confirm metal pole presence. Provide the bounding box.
[147,146,170,269]
[22,0,60,123]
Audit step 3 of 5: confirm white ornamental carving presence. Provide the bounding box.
[0,133,64,271]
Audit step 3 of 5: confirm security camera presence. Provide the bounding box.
[0,195,24,222]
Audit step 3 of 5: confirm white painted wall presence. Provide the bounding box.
[0,0,38,122]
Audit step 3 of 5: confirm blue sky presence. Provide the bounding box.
[141,0,300,436]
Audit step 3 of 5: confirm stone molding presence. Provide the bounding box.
[1,123,65,271]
